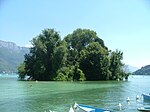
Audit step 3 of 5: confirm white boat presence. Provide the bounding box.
[137,106,150,111]
[69,102,112,112]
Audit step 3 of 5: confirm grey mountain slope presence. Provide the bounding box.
[123,65,139,73]
[133,65,150,75]
[0,40,29,73]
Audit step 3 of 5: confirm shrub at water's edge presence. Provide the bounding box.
[18,28,129,81]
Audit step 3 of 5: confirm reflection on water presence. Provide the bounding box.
[0,74,150,112]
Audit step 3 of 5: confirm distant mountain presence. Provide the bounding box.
[133,65,150,75]
[0,40,29,73]
[127,65,139,72]
[123,65,139,73]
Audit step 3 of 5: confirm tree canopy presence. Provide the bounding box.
[18,28,128,81]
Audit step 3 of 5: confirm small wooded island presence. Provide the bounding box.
[18,28,129,81]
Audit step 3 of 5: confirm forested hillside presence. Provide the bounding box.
[0,40,29,73]
[133,65,150,75]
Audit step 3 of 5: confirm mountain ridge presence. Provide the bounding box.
[122,65,139,73]
[0,40,28,51]
[133,65,150,75]
[0,40,29,73]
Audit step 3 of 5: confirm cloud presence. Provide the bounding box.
[24,44,33,48]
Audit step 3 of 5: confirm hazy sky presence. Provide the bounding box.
[0,0,150,68]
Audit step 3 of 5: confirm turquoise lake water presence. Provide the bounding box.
[0,74,150,112]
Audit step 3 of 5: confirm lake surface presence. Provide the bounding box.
[0,74,150,112]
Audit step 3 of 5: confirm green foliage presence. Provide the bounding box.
[18,28,129,81]
[54,66,86,81]
[109,50,125,80]
[79,42,110,80]
[18,63,26,80]
[52,41,68,76]
[64,28,107,66]
[54,66,73,81]
[24,29,62,81]
[73,67,86,81]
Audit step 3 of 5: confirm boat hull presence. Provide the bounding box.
[137,107,150,111]
[74,103,112,112]
[142,94,150,101]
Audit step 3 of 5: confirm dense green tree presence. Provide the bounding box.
[64,28,107,66]
[54,65,86,81]
[52,41,68,78]
[23,29,63,81]
[18,28,129,81]
[17,63,26,80]
[64,28,107,51]
[79,42,110,80]
[64,29,110,81]
[109,50,125,80]
[54,66,73,81]
[54,67,71,81]
[72,65,86,81]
